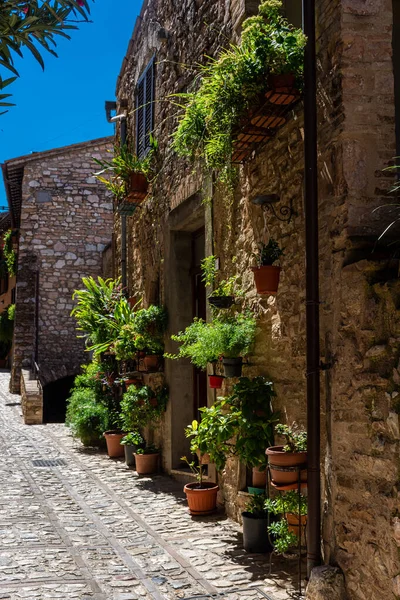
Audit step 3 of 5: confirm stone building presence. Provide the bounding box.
[2,137,114,423]
[109,0,400,598]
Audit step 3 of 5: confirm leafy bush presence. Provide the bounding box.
[120,384,168,438]
[66,387,109,447]
[185,376,277,471]
[265,491,307,554]
[214,313,256,358]
[0,308,14,342]
[7,303,15,321]
[172,0,306,181]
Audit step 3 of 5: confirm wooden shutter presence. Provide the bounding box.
[136,58,155,158]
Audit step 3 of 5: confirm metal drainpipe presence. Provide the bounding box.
[120,117,128,296]
[303,0,322,576]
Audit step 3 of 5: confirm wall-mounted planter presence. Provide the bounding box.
[252,265,281,295]
[126,172,149,203]
[184,482,219,516]
[103,431,125,458]
[208,295,234,309]
[266,445,307,485]
[222,357,243,378]
[208,375,224,389]
[266,74,298,106]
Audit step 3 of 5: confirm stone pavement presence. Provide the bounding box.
[0,372,303,600]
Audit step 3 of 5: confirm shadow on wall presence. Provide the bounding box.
[43,375,76,423]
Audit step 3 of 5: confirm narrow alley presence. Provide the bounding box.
[0,372,298,600]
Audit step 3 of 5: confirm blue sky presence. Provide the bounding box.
[0,0,143,209]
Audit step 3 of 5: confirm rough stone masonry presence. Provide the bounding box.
[6,137,114,405]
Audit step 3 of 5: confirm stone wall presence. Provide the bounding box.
[10,138,114,396]
[20,369,43,425]
[114,1,400,598]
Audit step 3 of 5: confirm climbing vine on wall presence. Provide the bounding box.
[3,229,16,276]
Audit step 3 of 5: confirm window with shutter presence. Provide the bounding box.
[136,58,155,158]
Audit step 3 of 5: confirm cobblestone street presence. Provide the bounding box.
[0,373,301,600]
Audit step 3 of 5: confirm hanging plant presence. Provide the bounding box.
[172,1,306,185]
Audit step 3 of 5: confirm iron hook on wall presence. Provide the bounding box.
[251,194,296,224]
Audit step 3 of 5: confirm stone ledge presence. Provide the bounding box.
[21,369,43,425]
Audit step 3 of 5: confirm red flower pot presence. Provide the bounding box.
[134,452,159,475]
[252,265,281,295]
[209,375,224,389]
[252,466,267,488]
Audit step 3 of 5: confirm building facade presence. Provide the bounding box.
[111,0,400,598]
[2,137,114,423]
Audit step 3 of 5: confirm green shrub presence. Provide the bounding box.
[66,387,109,447]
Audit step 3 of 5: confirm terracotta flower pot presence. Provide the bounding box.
[183,482,219,516]
[103,431,125,458]
[287,513,307,538]
[266,446,307,485]
[252,466,267,488]
[208,375,224,389]
[134,452,159,475]
[252,265,281,295]
[266,74,297,105]
[144,355,159,371]
[127,172,149,202]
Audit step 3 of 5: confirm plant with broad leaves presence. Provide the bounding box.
[253,239,284,266]
[0,0,92,112]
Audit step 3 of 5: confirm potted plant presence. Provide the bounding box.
[172,1,306,187]
[93,141,157,203]
[166,318,222,384]
[214,313,256,377]
[121,431,145,467]
[242,494,273,553]
[181,455,219,516]
[265,491,307,553]
[252,239,284,295]
[120,384,168,474]
[266,423,307,485]
[134,443,160,475]
[131,305,167,371]
[201,255,243,309]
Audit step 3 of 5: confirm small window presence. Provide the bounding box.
[283,0,303,28]
[135,58,155,158]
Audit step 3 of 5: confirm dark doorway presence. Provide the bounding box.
[191,228,207,421]
[43,375,76,423]
[393,0,400,155]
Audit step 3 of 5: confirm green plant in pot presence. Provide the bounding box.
[172,0,306,188]
[266,423,307,485]
[181,455,219,516]
[121,431,145,467]
[242,493,274,553]
[265,491,307,553]
[93,140,157,202]
[120,384,168,475]
[227,377,278,488]
[131,305,167,371]
[201,255,244,309]
[214,313,256,378]
[166,317,223,388]
[252,239,284,295]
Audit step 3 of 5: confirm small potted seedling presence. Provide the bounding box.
[252,239,284,295]
[121,431,145,467]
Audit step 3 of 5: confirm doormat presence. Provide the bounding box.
[182,586,277,600]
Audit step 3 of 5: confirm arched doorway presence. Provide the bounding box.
[43,375,76,423]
